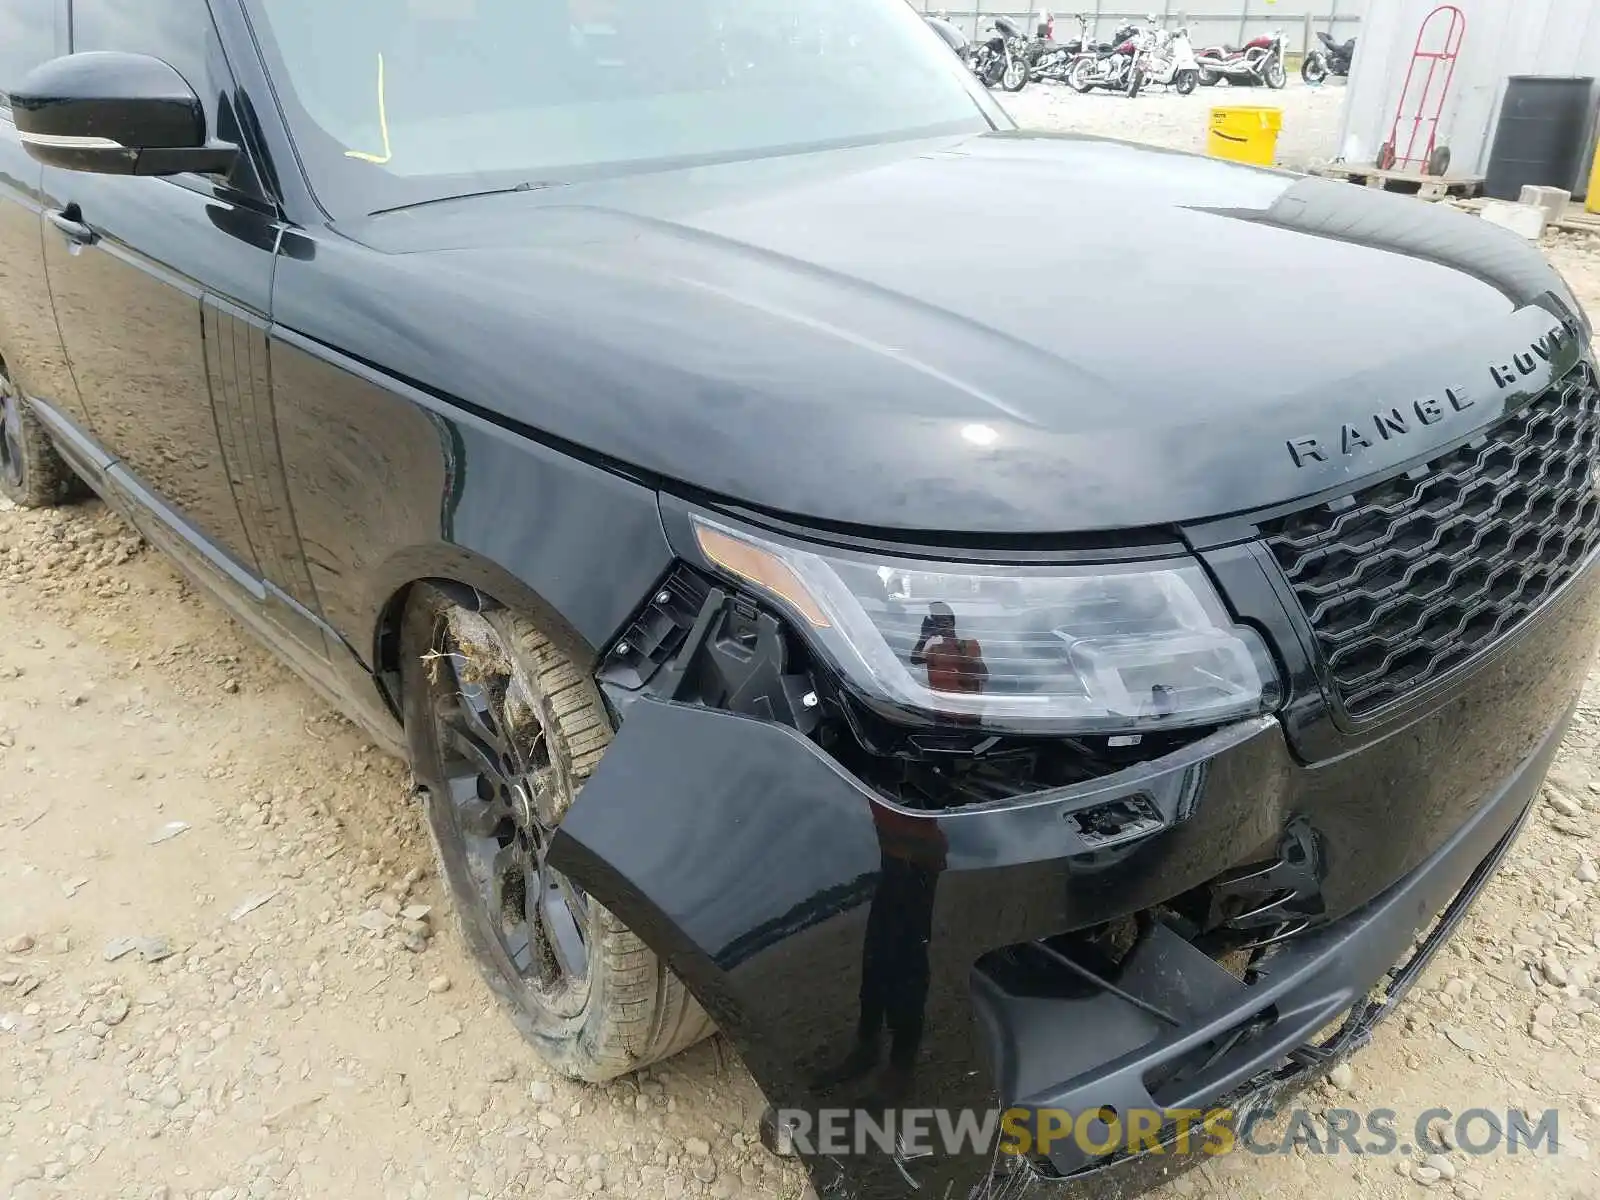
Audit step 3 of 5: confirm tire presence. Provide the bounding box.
[1301,53,1327,85]
[1174,69,1198,95]
[1265,58,1287,89]
[401,585,715,1082]
[1066,56,1094,92]
[1126,67,1144,98]
[1001,57,1029,91]
[1197,66,1219,86]
[0,359,80,509]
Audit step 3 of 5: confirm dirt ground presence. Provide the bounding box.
[8,125,1600,1200]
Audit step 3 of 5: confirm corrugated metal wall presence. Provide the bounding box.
[1336,0,1600,190]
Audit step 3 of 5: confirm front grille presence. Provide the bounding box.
[1263,364,1600,716]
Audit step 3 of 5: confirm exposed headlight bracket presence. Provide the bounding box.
[601,570,820,736]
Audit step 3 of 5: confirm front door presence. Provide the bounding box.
[39,0,325,662]
[0,0,86,441]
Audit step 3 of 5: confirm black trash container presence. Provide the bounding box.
[1483,75,1596,200]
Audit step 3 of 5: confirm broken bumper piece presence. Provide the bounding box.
[549,570,1600,1199]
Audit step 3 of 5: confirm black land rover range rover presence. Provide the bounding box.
[0,1,1594,1196]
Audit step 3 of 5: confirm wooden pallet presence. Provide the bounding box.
[1308,163,1484,201]
[1551,207,1600,234]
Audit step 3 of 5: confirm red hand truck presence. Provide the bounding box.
[1376,4,1466,176]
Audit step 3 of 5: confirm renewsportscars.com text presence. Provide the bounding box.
[773,1106,1562,1160]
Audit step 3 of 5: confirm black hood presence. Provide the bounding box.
[286,131,1584,537]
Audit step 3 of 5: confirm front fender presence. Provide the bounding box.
[269,311,676,674]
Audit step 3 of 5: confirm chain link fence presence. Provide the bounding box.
[915,0,1362,57]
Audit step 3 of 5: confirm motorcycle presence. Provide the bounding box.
[924,13,1018,90]
[1137,22,1200,95]
[1194,29,1287,89]
[965,15,1031,92]
[1301,30,1356,84]
[1028,39,1076,82]
[1027,11,1089,83]
[1066,22,1144,96]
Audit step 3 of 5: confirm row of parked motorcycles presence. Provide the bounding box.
[926,12,1347,98]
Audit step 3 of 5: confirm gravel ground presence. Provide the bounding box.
[6,226,1600,1200]
[999,77,1348,168]
[0,518,796,1200]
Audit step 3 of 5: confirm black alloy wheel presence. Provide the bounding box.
[423,609,593,1017]
[401,586,714,1080]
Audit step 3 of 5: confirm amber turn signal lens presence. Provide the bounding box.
[694,523,832,629]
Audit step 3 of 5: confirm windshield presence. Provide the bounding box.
[242,0,996,218]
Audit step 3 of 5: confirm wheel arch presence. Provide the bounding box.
[366,545,624,721]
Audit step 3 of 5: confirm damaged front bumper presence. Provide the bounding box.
[550,561,1600,1200]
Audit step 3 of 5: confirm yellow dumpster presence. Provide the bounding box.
[1588,133,1600,213]
[1207,106,1283,167]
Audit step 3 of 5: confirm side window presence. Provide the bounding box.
[70,0,263,195]
[0,0,59,107]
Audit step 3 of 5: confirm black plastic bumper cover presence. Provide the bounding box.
[550,566,1600,1199]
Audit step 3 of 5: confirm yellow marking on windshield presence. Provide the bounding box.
[345,53,393,164]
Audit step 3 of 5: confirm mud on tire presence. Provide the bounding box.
[0,362,83,509]
[401,583,715,1081]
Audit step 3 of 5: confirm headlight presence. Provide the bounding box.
[693,516,1280,734]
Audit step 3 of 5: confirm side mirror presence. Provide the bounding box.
[10,51,238,177]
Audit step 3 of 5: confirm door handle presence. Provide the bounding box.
[46,207,98,247]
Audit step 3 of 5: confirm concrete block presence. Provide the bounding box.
[1519,184,1571,225]
[1481,200,1547,240]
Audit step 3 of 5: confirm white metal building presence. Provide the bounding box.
[1335,0,1600,191]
